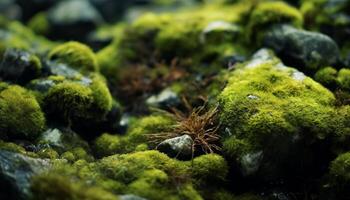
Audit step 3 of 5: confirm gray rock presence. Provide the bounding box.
[157,135,193,159]
[47,0,104,41]
[146,88,180,109]
[200,21,241,43]
[0,0,21,20]
[119,194,148,200]
[0,49,41,84]
[39,127,89,153]
[263,24,340,71]
[0,150,50,199]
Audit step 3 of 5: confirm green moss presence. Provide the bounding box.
[30,174,119,200]
[190,154,228,185]
[330,152,350,183]
[337,68,350,91]
[37,148,59,159]
[247,1,303,43]
[44,82,93,123]
[94,133,125,157]
[89,74,113,115]
[314,67,338,88]
[218,55,341,177]
[0,16,54,53]
[127,114,176,148]
[61,151,76,162]
[97,2,253,83]
[99,150,185,184]
[48,42,99,72]
[94,116,172,156]
[0,85,45,140]
[27,12,50,35]
[99,150,201,200]
[0,140,26,154]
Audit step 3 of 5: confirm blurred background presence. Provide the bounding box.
[0,0,208,46]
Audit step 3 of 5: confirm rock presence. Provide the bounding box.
[219,49,340,181]
[146,88,180,109]
[200,21,241,43]
[47,0,104,41]
[0,49,41,84]
[0,0,21,20]
[0,150,50,199]
[157,135,193,159]
[119,194,148,200]
[263,24,340,72]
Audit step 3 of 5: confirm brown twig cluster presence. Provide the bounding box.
[148,102,221,155]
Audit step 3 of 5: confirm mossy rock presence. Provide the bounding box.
[48,41,99,72]
[218,50,344,180]
[0,85,45,140]
[246,1,303,43]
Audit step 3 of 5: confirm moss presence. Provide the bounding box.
[218,56,340,178]
[0,16,54,54]
[61,151,76,162]
[27,12,50,35]
[37,148,59,159]
[99,150,185,184]
[89,74,113,115]
[314,67,338,89]
[190,154,228,185]
[127,114,176,148]
[48,42,99,72]
[328,152,350,198]
[247,1,303,43]
[337,68,350,91]
[0,85,45,140]
[94,133,125,157]
[99,150,201,200]
[70,147,93,162]
[44,82,93,123]
[330,152,350,183]
[97,2,253,83]
[0,140,26,154]
[30,174,119,200]
[94,115,174,156]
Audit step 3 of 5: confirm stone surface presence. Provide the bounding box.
[0,49,40,84]
[263,24,340,71]
[0,150,50,199]
[157,135,193,159]
[146,88,180,109]
[47,0,104,41]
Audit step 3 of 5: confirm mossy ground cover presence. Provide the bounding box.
[0,0,350,200]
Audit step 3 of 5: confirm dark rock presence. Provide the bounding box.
[0,49,41,84]
[263,24,340,72]
[0,150,50,199]
[146,88,180,109]
[39,127,89,153]
[16,0,57,22]
[157,135,193,159]
[47,0,104,41]
[0,0,21,20]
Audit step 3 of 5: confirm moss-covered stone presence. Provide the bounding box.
[27,12,50,36]
[44,81,94,123]
[314,67,338,89]
[337,68,350,91]
[0,85,45,140]
[247,1,303,43]
[48,41,99,72]
[190,154,228,185]
[218,51,342,180]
